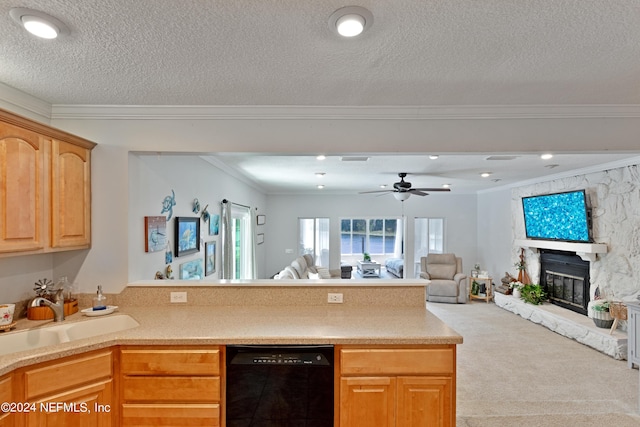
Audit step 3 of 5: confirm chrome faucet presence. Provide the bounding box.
[30,288,65,322]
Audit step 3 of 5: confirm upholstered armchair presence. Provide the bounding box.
[420,254,467,303]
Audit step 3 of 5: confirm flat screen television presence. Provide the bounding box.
[522,190,592,243]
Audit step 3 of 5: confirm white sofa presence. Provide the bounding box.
[273,254,342,279]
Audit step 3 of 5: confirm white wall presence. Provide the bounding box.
[266,193,478,278]
[476,188,514,281]
[128,154,267,281]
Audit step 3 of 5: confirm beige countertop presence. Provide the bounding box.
[0,304,462,375]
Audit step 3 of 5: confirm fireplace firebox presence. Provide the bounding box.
[539,250,590,316]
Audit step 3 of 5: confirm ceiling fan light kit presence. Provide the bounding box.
[359,173,451,200]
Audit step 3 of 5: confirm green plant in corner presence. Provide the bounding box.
[519,284,546,305]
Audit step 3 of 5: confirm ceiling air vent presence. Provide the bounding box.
[341,156,370,162]
[485,155,518,161]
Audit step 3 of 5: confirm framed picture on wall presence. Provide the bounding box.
[179,259,203,280]
[257,214,266,226]
[257,233,264,245]
[209,214,220,236]
[144,216,167,253]
[205,241,216,276]
[175,217,200,257]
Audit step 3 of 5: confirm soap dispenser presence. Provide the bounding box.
[93,285,107,310]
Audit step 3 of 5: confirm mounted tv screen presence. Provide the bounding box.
[522,190,591,243]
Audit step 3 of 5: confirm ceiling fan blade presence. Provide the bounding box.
[411,187,451,192]
[359,190,393,194]
[409,190,429,196]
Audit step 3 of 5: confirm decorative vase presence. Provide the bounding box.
[512,288,521,299]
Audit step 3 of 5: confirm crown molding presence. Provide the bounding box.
[478,155,640,194]
[0,82,52,122]
[50,104,640,121]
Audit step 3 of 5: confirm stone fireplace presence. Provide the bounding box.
[539,250,590,316]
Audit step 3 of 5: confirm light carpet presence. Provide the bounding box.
[427,301,640,427]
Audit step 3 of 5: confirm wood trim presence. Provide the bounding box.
[0,107,96,150]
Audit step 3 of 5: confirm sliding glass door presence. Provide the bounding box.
[298,218,330,267]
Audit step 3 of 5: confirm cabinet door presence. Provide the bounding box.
[340,377,396,427]
[0,122,44,253]
[0,374,13,427]
[397,376,453,427]
[50,139,91,248]
[26,379,112,427]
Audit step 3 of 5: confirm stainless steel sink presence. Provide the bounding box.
[0,314,139,356]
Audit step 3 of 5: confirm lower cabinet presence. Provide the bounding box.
[0,374,13,427]
[16,349,113,427]
[119,346,221,426]
[338,346,456,427]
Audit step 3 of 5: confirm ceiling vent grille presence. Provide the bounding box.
[485,155,518,161]
[341,156,370,162]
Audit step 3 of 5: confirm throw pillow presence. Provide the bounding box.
[316,267,332,279]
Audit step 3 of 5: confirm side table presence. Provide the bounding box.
[468,276,493,303]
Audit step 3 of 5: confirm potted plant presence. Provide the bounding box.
[510,281,523,298]
[519,283,546,305]
[363,252,371,262]
[588,299,613,328]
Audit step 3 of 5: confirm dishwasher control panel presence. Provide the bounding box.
[228,346,333,366]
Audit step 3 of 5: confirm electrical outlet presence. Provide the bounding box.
[170,291,187,303]
[328,293,343,304]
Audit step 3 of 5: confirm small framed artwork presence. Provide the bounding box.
[209,214,220,236]
[175,217,200,257]
[257,214,266,226]
[179,259,203,280]
[144,216,167,253]
[257,233,264,245]
[205,241,216,276]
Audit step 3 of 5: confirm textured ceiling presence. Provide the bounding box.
[1,1,640,193]
[1,0,640,106]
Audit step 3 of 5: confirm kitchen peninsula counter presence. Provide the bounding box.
[0,281,462,374]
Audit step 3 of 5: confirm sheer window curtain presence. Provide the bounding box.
[221,200,257,280]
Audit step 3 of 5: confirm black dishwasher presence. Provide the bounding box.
[226,345,334,427]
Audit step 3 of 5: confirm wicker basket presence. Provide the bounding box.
[609,302,627,320]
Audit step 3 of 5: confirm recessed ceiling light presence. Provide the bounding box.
[380,184,387,189]
[429,155,439,160]
[442,184,451,188]
[480,172,492,178]
[316,155,326,160]
[10,8,69,39]
[317,185,325,189]
[540,153,554,160]
[328,6,373,38]
[315,172,325,178]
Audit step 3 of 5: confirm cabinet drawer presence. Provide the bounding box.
[122,403,220,426]
[121,348,220,375]
[122,377,220,402]
[340,348,454,375]
[24,351,112,399]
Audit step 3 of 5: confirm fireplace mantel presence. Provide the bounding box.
[514,239,608,262]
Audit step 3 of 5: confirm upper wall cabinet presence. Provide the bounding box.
[0,109,96,257]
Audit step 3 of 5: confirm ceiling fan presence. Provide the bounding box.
[359,173,451,201]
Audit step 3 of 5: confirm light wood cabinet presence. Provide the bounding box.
[0,108,96,257]
[15,349,113,427]
[119,346,221,426]
[338,346,456,427]
[0,374,13,427]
